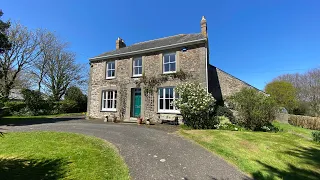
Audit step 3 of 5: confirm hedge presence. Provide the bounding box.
[288,114,320,130]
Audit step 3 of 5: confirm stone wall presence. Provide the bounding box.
[208,65,260,102]
[87,43,207,122]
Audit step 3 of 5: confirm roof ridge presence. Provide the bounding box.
[131,34,187,46]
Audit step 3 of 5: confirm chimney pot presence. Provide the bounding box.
[116,37,126,49]
[200,16,207,38]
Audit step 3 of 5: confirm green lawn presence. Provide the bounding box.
[180,122,320,180]
[0,132,129,180]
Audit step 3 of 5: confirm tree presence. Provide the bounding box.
[31,30,61,92]
[21,88,45,115]
[265,81,298,113]
[175,82,217,129]
[0,10,11,54]
[230,88,278,131]
[275,68,320,116]
[0,23,41,100]
[42,48,85,101]
[65,86,87,112]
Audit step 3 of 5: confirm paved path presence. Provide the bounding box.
[1,117,250,180]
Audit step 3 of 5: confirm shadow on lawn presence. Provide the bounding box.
[252,146,320,180]
[0,157,69,180]
[0,116,84,126]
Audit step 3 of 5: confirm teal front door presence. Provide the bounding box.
[133,89,141,117]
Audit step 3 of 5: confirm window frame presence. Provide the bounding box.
[106,61,116,79]
[101,90,117,112]
[163,52,176,74]
[132,57,143,77]
[158,87,180,113]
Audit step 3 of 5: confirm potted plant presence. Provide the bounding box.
[137,117,143,125]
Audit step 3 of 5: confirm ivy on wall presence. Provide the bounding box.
[136,70,192,96]
[135,70,192,119]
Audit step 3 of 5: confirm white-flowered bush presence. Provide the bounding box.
[175,82,218,129]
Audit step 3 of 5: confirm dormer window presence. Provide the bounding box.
[133,57,142,76]
[106,61,115,79]
[163,53,176,74]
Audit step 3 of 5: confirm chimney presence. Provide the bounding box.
[116,37,126,49]
[200,16,207,38]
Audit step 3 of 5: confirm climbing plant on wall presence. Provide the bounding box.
[136,70,192,96]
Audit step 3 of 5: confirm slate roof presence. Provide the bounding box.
[90,33,206,61]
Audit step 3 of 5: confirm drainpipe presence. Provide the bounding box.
[205,43,208,93]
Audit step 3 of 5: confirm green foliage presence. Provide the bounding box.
[175,82,218,129]
[265,81,298,113]
[21,89,46,115]
[139,70,191,96]
[0,10,11,53]
[3,101,26,115]
[230,88,278,131]
[56,100,78,113]
[215,106,236,124]
[217,116,231,125]
[292,101,309,115]
[312,131,320,142]
[4,101,26,112]
[216,123,245,131]
[64,86,87,112]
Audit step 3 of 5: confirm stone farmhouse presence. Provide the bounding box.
[87,16,255,122]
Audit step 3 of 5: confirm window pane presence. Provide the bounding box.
[102,99,106,108]
[169,88,173,98]
[159,88,163,98]
[134,67,139,75]
[164,55,169,63]
[169,54,175,62]
[160,99,163,109]
[107,70,112,77]
[111,70,115,77]
[108,91,113,99]
[114,100,117,108]
[164,64,169,72]
[103,91,106,100]
[169,99,174,110]
[109,62,115,69]
[135,58,142,66]
[165,88,170,98]
[165,99,170,110]
[170,62,176,72]
[138,67,142,74]
[107,100,112,108]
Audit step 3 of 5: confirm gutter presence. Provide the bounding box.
[89,38,207,61]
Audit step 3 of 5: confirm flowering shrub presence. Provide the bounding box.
[230,88,278,131]
[175,82,218,129]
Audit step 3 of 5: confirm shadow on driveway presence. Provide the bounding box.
[0,116,84,126]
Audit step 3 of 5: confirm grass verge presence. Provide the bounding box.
[0,131,129,180]
[180,121,320,180]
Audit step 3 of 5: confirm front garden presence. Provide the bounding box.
[175,83,320,180]
[0,132,129,180]
[180,122,320,180]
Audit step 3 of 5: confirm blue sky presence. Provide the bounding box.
[2,0,320,90]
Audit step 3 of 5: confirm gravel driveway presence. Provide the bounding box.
[1,117,250,180]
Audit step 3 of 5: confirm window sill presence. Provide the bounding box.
[100,109,117,112]
[157,110,180,114]
[105,77,116,80]
[163,71,176,75]
[132,75,142,78]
